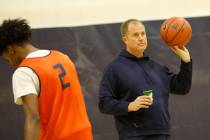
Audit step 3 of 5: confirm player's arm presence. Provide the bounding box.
[12,67,40,140]
[22,94,40,140]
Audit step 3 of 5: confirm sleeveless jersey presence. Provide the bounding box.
[19,50,93,140]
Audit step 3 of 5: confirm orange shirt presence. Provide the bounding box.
[19,50,93,140]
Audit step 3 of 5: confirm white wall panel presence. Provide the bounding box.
[0,0,210,28]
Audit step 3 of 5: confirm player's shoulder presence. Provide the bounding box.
[13,67,36,78]
[52,50,70,58]
[51,50,65,55]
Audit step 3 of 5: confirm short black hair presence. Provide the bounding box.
[0,18,31,55]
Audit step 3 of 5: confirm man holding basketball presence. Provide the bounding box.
[99,19,192,140]
[0,18,93,140]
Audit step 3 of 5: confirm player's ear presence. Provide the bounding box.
[6,45,15,54]
[122,36,127,44]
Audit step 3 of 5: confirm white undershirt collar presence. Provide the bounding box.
[26,50,51,58]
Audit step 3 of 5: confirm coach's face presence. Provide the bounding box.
[123,21,148,57]
[2,45,23,67]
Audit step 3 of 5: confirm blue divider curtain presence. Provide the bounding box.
[0,16,210,140]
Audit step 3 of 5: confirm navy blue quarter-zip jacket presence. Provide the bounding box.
[98,49,192,140]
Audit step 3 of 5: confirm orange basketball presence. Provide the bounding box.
[160,17,192,48]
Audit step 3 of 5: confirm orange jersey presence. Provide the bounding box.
[19,50,93,140]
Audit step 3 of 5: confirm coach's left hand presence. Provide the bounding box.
[171,46,191,63]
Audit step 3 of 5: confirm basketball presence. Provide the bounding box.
[160,17,192,48]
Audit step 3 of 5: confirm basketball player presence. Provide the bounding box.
[0,18,93,140]
[98,19,192,140]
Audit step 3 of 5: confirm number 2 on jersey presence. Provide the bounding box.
[53,63,70,90]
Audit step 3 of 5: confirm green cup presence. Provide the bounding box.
[143,90,153,96]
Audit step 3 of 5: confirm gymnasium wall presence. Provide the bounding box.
[0,16,210,140]
[1,0,210,28]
